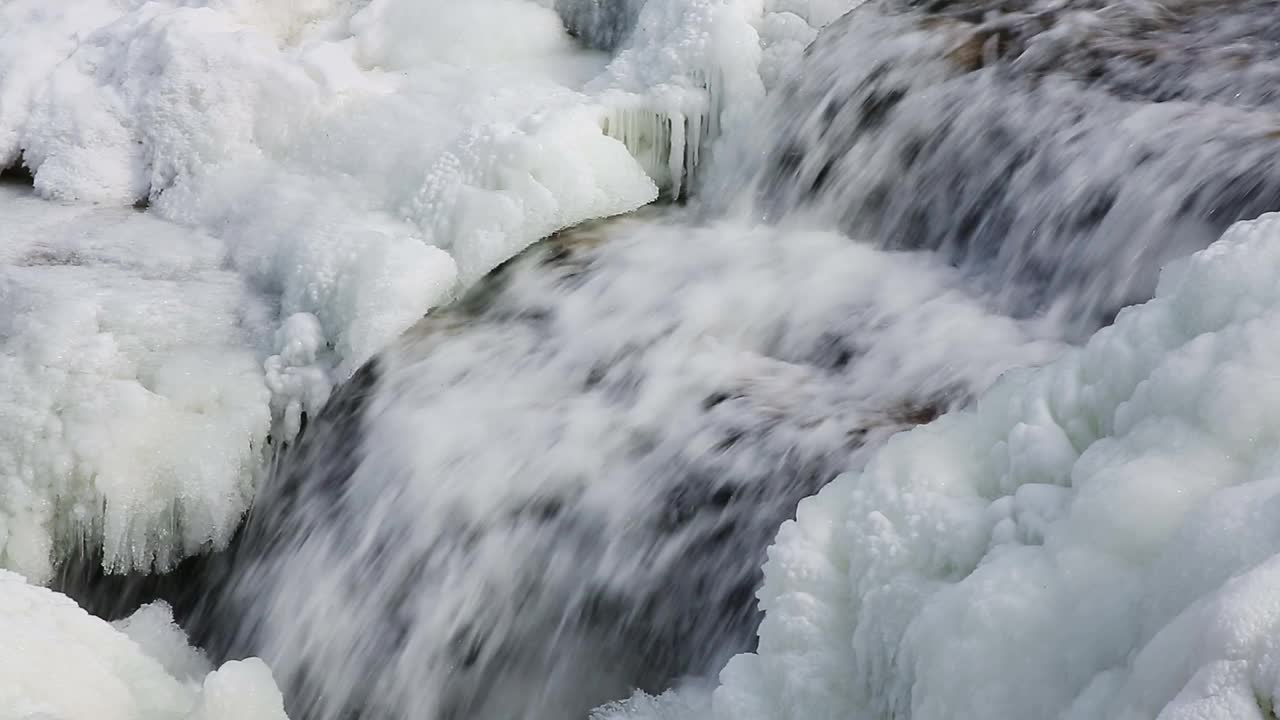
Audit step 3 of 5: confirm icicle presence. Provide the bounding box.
[599,94,713,201]
[668,111,687,200]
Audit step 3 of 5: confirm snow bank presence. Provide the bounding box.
[598,211,1280,719]
[589,0,760,199]
[0,569,287,720]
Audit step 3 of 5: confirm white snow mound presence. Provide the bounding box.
[0,570,288,720]
[599,211,1280,719]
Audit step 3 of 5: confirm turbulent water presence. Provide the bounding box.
[208,214,1054,719]
[197,0,1280,718]
[6,0,1280,719]
[727,0,1280,334]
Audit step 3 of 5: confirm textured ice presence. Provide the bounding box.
[755,0,866,89]
[0,186,272,583]
[583,0,869,200]
[589,0,866,197]
[264,313,331,444]
[3,0,658,365]
[597,212,1280,719]
[0,569,287,720]
[113,602,216,684]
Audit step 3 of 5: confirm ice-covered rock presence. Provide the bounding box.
[0,569,288,720]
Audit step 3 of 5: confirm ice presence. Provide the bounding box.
[264,313,331,443]
[601,102,705,200]
[591,684,714,720]
[595,212,1280,720]
[0,569,288,720]
[112,602,215,684]
[588,0,766,197]
[0,187,272,583]
[182,660,291,720]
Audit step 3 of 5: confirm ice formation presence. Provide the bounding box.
[0,569,288,720]
[264,313,331,443]
[590,0,866,198]
[596,212,1280,719]
[0,187,273,583]
[589,0,764,175]
[755,0,869,89]
[2,0,659,362]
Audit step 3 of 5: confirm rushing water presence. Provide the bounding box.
[164,0,1280,718]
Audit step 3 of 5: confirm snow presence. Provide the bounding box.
[0,569,288,720]
[264,313,330,443]
[596,212,1280,720]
